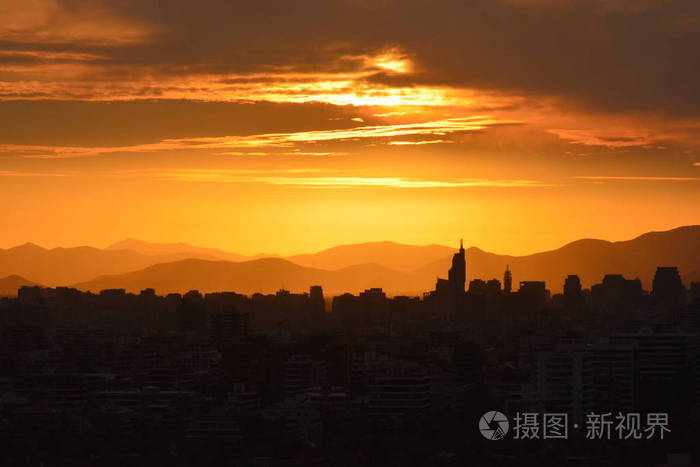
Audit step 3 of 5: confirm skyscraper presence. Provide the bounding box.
[503,265,512,294]
[431,240,467,316]
[448,239,466,296]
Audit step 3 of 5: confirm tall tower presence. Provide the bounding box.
[448,239,466,295]
[503,265,512,294]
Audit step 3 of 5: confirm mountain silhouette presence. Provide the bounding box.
[287,241,456,272]
[0,275,41,296]
[71,226,700,295]
[106,238,256,262]
[72,257,427,296]
[0,243,217,286]
[4,226,700,295]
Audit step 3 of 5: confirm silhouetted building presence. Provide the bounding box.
[611,331,693,414]
[564,274,582,298]
[690,282,700,303]
[536,345,593,424]
[589,341,636,412]
[210,307,250,345]
[3,251,699,466]
[368,366,430,422]
[468,279,486,294]
[518,281,548,311]
[359,288,389,329]
[485,279,501,296]
[651,266,686,310]
[433,240,466,316]
[177,290,207,332]
[332,293,361,332]
[591,274,643,314]
[449,239,466,295]
[309,285,325,314]
[563,274,585,312]
[503,265,512,294]
[284,354,327,396]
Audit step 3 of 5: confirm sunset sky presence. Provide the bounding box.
[1,0,699,256]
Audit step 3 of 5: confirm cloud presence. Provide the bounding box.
[0,100,369,147]
[387,140,451,145]
[548,128,656,148]
[0,116,514,158]
[0,68,459,107]
[0,170,72,177]
[0,0,157,46]
[574,175,700,181]
[148,169,552,188]
[1,0,699,115]
[218,151,345,157]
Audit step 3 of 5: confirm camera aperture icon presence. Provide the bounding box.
[479,411,509,440]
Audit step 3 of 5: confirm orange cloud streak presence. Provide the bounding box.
[0,116,514,159]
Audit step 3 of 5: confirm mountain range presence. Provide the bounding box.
[0,243,215,286]
[72,259,427,296]
[0,275,41,297]
[1,225,699,296]
[106,238,265,263]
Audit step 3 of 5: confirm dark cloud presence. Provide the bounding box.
[2,0,700,114]
[0,100,368,146]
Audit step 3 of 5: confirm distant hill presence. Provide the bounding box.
[287,241,456,272]
[0,243,213,286]
[0,275,41,296]
[106,238,254,262]
[5,226,700,295]
[73,257,429,296]
[418,226,700,292]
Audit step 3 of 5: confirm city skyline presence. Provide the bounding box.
[1,225,698,297]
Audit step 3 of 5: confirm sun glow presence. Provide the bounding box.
[369,50,413,73]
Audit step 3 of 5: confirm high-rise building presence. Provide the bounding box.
[431,240,467,316]
[368,366,430,420]
[209,307,250,345]
[564,275,582,298]
[589,341,636,412]
[690,282,700,303]
[309,285,324,310]
[503,265,512,294]
[518,281,548,311]
[283,354,327,396]
[563,274,585,312]
[536,345,593,425]
[611,332,691,384]
[591,274,643,314]
[687,283,700,333]
[359,288,389,328]
[651,266,687,310]
[468,279,486,294]
[448,239,466,295]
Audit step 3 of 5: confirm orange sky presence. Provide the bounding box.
[0,0,698,256]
